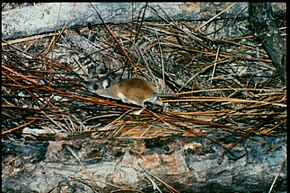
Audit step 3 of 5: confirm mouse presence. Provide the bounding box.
[87,77,178,115]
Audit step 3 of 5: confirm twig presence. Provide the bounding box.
[197,3,238,31]
[268,155,287,193]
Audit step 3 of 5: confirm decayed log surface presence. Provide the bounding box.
[2,133,287,193]
[2,2,286,40]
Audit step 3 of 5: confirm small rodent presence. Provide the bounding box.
[87,77,164,107]
[87,77,178,114]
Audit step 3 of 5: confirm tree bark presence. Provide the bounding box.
[2,134,287,192]
[2,2,285,40]
[248,3,286,85]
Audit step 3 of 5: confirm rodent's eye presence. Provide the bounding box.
[93,83,99,90]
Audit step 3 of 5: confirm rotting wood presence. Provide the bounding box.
[1,134,287,192]
[2,2,286,40]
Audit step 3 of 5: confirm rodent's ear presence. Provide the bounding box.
[102,79,111,89]
[108,71,118,80]
[88,64,109,79]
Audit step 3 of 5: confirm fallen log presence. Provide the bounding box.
[2,134,287,192]
[2,2,286,40]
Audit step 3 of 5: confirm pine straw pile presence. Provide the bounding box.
[1,14,286,147]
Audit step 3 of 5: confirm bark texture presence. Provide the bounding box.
[2,2,286,40]
[2,134,287,192]
[248,3,286,85]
